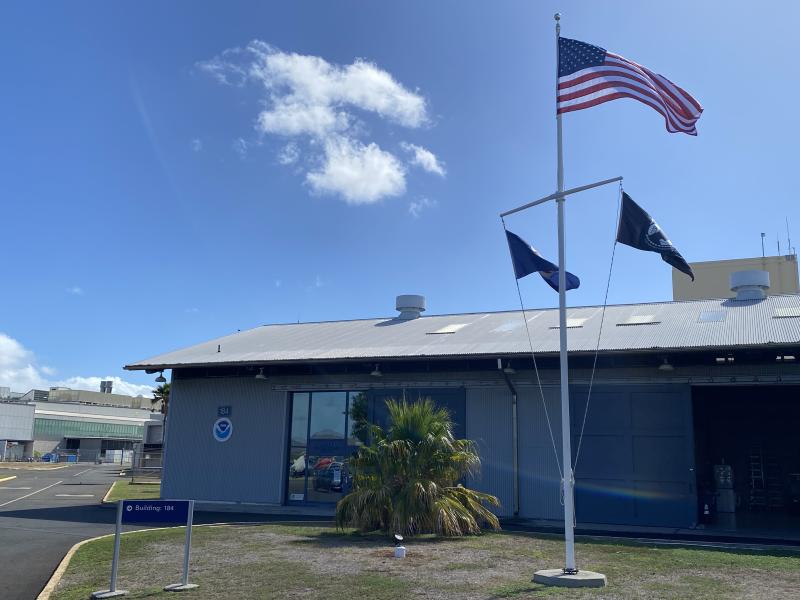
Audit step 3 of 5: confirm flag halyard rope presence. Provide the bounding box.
[501,217,564,480]
[572,182,623,473]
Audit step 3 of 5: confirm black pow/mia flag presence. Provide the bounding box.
[616,192,694,281]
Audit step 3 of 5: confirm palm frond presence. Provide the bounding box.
[336,396,501,537]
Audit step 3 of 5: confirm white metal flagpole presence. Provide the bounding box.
[553,12,577,575]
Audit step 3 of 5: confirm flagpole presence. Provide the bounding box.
[554,11,577,575]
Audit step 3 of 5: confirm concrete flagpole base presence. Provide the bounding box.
[533,569,607,588]
[164,583,199,592]
[91,590,129,598]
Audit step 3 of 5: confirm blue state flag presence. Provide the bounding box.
[505,230,580,292]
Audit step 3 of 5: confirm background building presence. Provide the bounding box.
[0,402,34,461]
[31,400,160,460]
[0,383,161,461]
[128,279,800,538]
[673,254,799,300]
[44,386,154,410]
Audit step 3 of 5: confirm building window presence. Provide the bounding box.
[285,388,466,505]
[286,391,364,505]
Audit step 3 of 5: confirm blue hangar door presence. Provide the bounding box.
[571,385,697,528]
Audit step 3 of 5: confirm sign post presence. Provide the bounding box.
[164,500,198,592]
[92,500,197,598]
[91,501,128,598]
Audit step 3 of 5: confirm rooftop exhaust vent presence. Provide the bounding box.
[396,294,426,320]
[730,270,769,301]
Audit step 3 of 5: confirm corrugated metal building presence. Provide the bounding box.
[0,402,35,461]
[31,401,161,460]
[126,292,800,534]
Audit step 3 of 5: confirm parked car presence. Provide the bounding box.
[312,461,348,492]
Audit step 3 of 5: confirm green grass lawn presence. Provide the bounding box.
[50,524,800,600]
[104,480,161,503]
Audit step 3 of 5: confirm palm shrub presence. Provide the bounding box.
[336,398,500,536]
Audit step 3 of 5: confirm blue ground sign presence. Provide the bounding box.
[121,500,190,524]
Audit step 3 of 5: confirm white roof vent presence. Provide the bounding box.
[396,294,426,320]
[730,270,770,301]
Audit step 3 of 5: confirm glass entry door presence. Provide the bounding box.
[286,391,365,504]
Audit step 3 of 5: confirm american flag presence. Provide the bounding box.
[557,37,703,135]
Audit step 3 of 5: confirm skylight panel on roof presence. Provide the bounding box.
[616,315,660,326]
[492,321,523,333]
[774,307,800,318]
[698,310,727,323]
[549,317,587,329]
[427,323,468,335]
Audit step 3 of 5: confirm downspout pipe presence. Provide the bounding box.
[498,358,520,517]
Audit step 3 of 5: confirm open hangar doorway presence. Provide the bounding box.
[692,384,800,537]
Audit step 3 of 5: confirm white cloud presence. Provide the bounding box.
[199,41,436,204]
[315,275,323,288]
[197,48,249,86]
[277,142,300,165]
[401,142,446,176]
[409,197,438,218]
[245,43,427,133]
[259,100,348,137]
[66,286,84,295]
[191,138,203,152]
[307,137,405,204]
[232,137,249,158]
[274,279,282,288]
[57,376,154,398]
[0,332,153,398]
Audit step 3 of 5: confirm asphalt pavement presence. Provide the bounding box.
[0,463,332,600]
[0,463,128,600]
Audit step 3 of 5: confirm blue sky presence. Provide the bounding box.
[1,1,798,395]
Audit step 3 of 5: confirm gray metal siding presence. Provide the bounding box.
[0,402,34,440]
[517,385,564,521]
[162,378,288,504]
[465,387,515,517]
[158,371,697,528]
[571,384,696,528]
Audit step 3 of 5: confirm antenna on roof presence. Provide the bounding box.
[786,217,795,256]
[777,234,781,256]
[761,232,766,257]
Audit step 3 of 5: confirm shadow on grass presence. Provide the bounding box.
[563,534,800,560]
[287,528,488,549]
[488,581,555,599]
[502,525,800,559]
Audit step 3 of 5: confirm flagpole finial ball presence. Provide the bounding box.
[554,13,561,21]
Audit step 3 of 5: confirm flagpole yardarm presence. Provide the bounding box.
[499,175,623,218]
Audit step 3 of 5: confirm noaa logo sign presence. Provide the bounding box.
[212,417,233,442]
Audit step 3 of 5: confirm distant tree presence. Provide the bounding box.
[151,383,170,428]
[348,392,370,445]
[336,398,500,536]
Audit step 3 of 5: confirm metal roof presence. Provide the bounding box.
[125,295,800,370]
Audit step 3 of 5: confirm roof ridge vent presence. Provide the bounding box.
[396,294,426,320]
[730,270,769,301]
